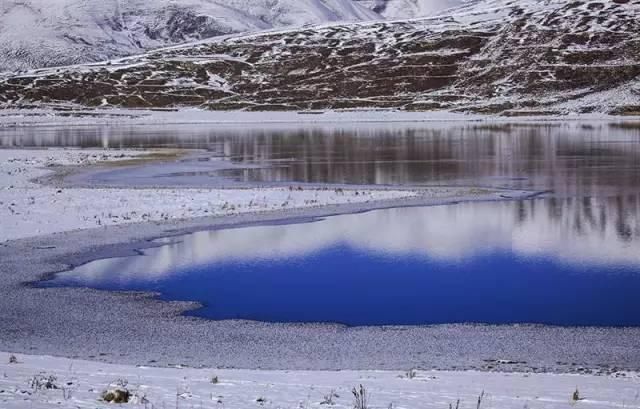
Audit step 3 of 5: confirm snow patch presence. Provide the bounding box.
[0,148,419,242]
[0,352,638,409]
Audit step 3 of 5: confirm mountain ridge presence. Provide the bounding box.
[2,0,640,115]
[0,0,380,72]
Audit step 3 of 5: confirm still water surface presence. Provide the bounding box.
[3,122,640,195]
[10,122,639,326]
[45,198,640,326]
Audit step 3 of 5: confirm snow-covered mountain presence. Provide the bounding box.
[0,0,379,72]
[3,0,640,115]
[356,0,470,19]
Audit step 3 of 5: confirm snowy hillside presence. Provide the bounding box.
[0,0,378,72]
[2,0,640,115]
[356,0,470,19]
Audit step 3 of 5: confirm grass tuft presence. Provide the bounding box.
[352,384,369,409]
[29,374,59,391]
[321,390,339,405]
[572,388,582,402]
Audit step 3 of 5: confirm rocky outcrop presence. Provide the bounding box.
[2,0,640,114]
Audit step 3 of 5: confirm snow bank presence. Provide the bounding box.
[0,148,422,242]
[0,108,488,127]
[4,108,638,129]
[0,351,637,409]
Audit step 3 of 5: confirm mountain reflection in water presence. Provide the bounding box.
[3,122,640,195]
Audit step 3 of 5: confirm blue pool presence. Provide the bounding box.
[44,197,640,327]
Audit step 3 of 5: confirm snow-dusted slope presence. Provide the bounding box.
[356,0,471,19]
[2,0,640,114]
[0,0,379,72]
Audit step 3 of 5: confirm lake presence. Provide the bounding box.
[44,197,640,326]
[2,121,640,196]
[9,121,639,327]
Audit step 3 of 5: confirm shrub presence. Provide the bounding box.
[102,389,131,403]
[572,388,581,401]
[101,379,131,403]
[30,374,59,391]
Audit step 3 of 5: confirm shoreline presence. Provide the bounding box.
[2,148,456,242]
[2,107,640,129]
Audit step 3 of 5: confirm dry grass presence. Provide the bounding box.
[352,384,369,409]
[98,149,188,168]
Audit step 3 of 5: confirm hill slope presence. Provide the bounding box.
[356,0,470,19]
[0,0,379,72]
[2,0,640,115]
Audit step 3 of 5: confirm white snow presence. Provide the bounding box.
[363,0,471,20]
[4,108,639,129]
[0,0,379,72]
[0,352,638,409]
[0,108,490,127]
[0,148,421,242]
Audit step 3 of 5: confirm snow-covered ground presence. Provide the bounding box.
[1,352,638,409]
[0,148,433,242]
[0,108,485,127]
[3,108,639,129]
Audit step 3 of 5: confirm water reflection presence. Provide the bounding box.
[3,123,640,195]
[47,196,640,326]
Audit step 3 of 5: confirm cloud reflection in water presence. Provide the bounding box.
[58,196,640,285]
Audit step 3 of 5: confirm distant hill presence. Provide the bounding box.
[0,0,379,72]
[3,0,639,115]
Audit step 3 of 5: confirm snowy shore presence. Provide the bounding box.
[2,107,640,129]
[1,352,638,409]
[0,148,442,242]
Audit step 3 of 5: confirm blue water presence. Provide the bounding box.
[44,199,640,327]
